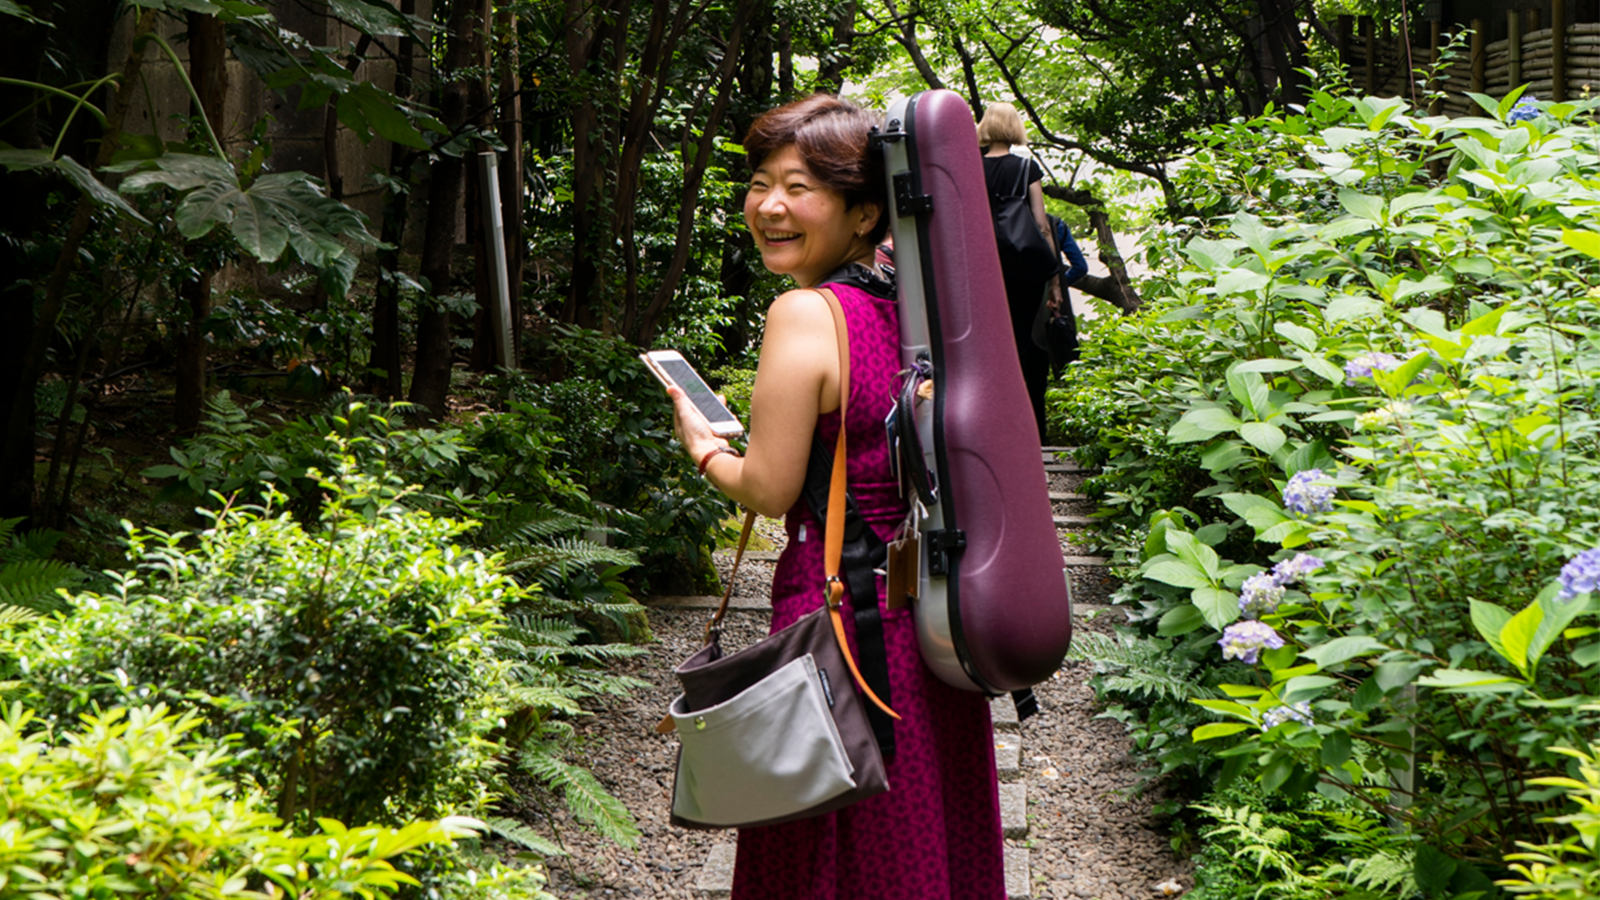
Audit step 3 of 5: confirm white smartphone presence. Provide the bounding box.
[640,350,745,437]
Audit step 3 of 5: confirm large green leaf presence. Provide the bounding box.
[0,0,45,21]
[1168,406,1242,443]
[1469,599,1512,662]
[1239,421,1286,456]
[1498,602,1544,677]
[1192,586,1240,630]
[1145,559,1210,590]
[120,154,377,297]
[1166,530,1220,580]
[1300,636,1388,669]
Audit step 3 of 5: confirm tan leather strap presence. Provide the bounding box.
[693,287,898,724]
[704,508,758,644]
[818,287,900,722]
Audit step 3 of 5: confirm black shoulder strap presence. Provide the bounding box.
[803,434,895,758]
[1011,155,1031,198]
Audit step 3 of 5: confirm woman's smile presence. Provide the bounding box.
[744,144,871,287]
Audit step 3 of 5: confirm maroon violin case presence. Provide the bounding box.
[875,90,1074,695]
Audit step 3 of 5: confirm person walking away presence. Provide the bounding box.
[1043,213,1088,371]
[667,94,1006,900]
[977,101,1061,444]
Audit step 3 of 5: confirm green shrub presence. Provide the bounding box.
[518,325,735,595]
[1064,84,1600,879]
[0,702,551,900]
[7,459,509,826]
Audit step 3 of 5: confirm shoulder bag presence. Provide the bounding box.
[990,156,1060,284]
[658,287,899,830]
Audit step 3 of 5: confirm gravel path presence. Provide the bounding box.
[506,504,1192,899]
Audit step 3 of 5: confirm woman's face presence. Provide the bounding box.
[745,144,876,288]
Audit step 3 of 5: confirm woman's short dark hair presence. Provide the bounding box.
[743,94,888,243]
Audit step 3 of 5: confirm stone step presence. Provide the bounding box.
[1043,462,1089,473]
[992,695,1019,732]
[693,842,737,898]
[1062,554,1109,566]
[694,834,1032,897]
[1006,846,1032,900]
[643,594,766,610]
[1000,782,1028,838]
[1053,514,1096,528]
[1048,491,1089,502]
[995,732,1021,780]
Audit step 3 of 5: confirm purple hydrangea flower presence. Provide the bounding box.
[1271,553,1325,585]
[1262,701,1313,731]
[1282,469,1335,516]
[1558,548,1600,602]
[1507,97,1542,124]
[1221,620,1285,665]
[1239,572,1287,618]
[1344,352,1401,384]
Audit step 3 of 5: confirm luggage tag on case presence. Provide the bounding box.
[885,509,921,610]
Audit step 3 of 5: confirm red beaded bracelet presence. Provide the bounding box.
[697,446,741,476]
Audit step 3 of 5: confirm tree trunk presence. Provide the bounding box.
[368,0,416,400]
[816,0,856,93]
[635,0,758,345]
[174,11,228,433]
[0,7,155,523]
[411,0,477,419]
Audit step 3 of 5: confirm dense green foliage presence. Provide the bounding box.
[0,702,553,900]
[1059,84,1600,891]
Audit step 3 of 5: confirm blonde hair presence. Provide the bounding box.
[976,102,1027,147]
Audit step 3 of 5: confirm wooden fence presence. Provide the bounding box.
[1340,10,1600,116]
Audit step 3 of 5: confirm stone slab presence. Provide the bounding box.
[1061,555,1109,566]
[1043,462,1088,473]
[1052,515,1096,527]
[1048,491,1090,501]
[995,733,1021,780]
[1005,845,1032,899]
[992,695,1019,732]
[644,594,769,610]
[1000,782,1028,839]
[693,842,737,898]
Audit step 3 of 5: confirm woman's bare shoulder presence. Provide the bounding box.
[766,287,835,331]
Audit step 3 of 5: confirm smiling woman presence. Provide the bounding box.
[663,94,1006,900]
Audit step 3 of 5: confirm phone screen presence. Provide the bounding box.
[654,356,740,427]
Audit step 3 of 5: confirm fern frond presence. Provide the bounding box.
[519,745,641,850]
[0,604,42,628]
[484,815,567,859]
[0,518,19,546]
[0,559,77,612]
[500,538,639,579]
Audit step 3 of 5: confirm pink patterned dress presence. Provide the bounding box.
[731,276,1006,900]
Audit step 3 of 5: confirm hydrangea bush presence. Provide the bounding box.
[1061,84,1600,888]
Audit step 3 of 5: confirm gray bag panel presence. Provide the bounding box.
[670,654,857,827]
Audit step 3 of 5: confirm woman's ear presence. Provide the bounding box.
[856,201,883,238]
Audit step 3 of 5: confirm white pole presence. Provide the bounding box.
[477,151,517,372]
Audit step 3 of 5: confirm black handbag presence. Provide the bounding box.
[659,288,898,830]
[990,157,1060,284]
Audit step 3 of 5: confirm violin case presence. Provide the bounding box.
[875,90,1074,695]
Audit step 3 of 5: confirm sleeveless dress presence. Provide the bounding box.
[730,274,1006,900]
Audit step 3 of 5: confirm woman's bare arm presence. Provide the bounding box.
[670,288,840,517]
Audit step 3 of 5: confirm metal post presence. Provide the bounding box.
[1510,9,1523,88]
[1363,16,1377,93]
[1472,18,1486,92]
[476,151,517,373]
[1555,0,1569,101]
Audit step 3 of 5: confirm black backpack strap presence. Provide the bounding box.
[803,434,896,758]
[1012,688,1039,721]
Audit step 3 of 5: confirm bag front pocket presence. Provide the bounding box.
[670,653,857,827]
